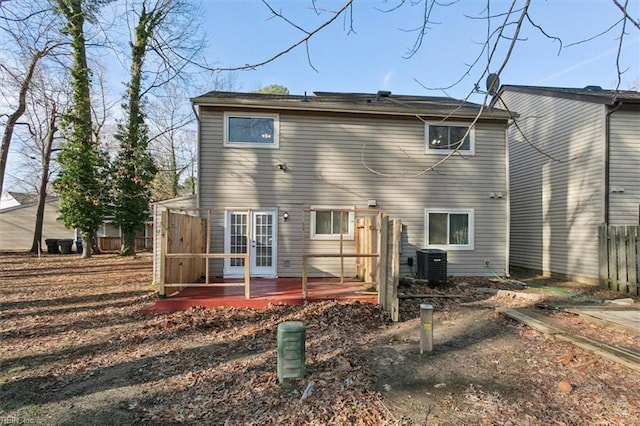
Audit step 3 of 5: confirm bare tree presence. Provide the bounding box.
[148,72,236,200]
[0,0,64,197]
[27,104,59,253]
[148,84,196,200]
[12,64,69,253]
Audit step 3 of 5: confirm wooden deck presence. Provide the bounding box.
[142,278,379,313]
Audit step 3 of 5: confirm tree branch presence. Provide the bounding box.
[188,0,354,72]
[612,0,640,29]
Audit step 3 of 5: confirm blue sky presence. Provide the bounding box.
[201,0,639,101]
[3,1,639,193]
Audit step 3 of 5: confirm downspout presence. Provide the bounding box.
[604,101,623,224]
[191,103,201,209]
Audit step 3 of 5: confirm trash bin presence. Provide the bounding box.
[58,239,74,254]
[75,239,83,254]
[45,239,59,254]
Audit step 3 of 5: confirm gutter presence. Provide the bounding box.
[604,101,623,224]
[191,100,511,122]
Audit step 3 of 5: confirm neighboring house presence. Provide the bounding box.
[187,90,511,280]
[97,216,154,252]
[0,198,75,251]
[0,192,39,210]
[495,85,640,284]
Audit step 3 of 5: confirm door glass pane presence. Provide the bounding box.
[428,213,447,245]
[449,213,469,244]
[254,213,273,267]
[230,213,247,267]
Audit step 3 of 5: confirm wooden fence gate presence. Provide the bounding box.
[159,209,251,298]
[599,224,639,296]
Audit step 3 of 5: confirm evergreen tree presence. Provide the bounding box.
[53,0,104,258]
[112,2,160,256]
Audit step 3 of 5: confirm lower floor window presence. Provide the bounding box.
[425,208,474,249]
[310,207,354,240]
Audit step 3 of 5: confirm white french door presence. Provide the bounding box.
[224,209,278,278]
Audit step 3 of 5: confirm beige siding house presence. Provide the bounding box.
[191,91,511,279]
[496,85,640,283]
[0,199,75,251]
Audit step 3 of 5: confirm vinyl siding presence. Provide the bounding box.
[199,108,508,278]
[500,92,605,280]
[609,110,640,225]
[0,200,75,251]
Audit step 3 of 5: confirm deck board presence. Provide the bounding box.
[142,277,378,313]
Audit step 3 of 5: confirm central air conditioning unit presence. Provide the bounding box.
[416,249,447,286]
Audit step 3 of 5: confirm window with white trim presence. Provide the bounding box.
[310,207,354,240]
[425,122,475,154]
[425,208,474,250]
[224,112,279,148]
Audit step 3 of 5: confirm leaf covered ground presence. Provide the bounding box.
[1,252,639,425]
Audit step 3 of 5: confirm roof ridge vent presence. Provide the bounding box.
[376,90,391,101]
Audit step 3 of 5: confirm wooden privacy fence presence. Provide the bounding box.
[159,209,251,298]
[98,237,153,252]
[599,224,639,296]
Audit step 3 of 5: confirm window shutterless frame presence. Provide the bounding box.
[424,208,475,250]
[424,122,475,155]
[223,112,280,148]
[309,206,355,240]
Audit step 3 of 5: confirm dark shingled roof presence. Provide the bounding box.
[191,90,511,121]
[497,85,640,104]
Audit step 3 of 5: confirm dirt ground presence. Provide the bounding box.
[1,252,639,425]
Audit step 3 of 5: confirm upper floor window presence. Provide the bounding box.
[310,207,354,240]
[425,208,474,250]
[425,123,475,155]
[224,112,279,148]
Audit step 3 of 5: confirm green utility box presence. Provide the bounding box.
[277,321,305,383]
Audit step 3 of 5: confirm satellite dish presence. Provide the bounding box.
[486,73,500,95]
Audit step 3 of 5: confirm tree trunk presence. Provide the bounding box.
[81,233,91,258]
[30,104,57,253]
[120,231,136,256]
[91,231,102,255]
